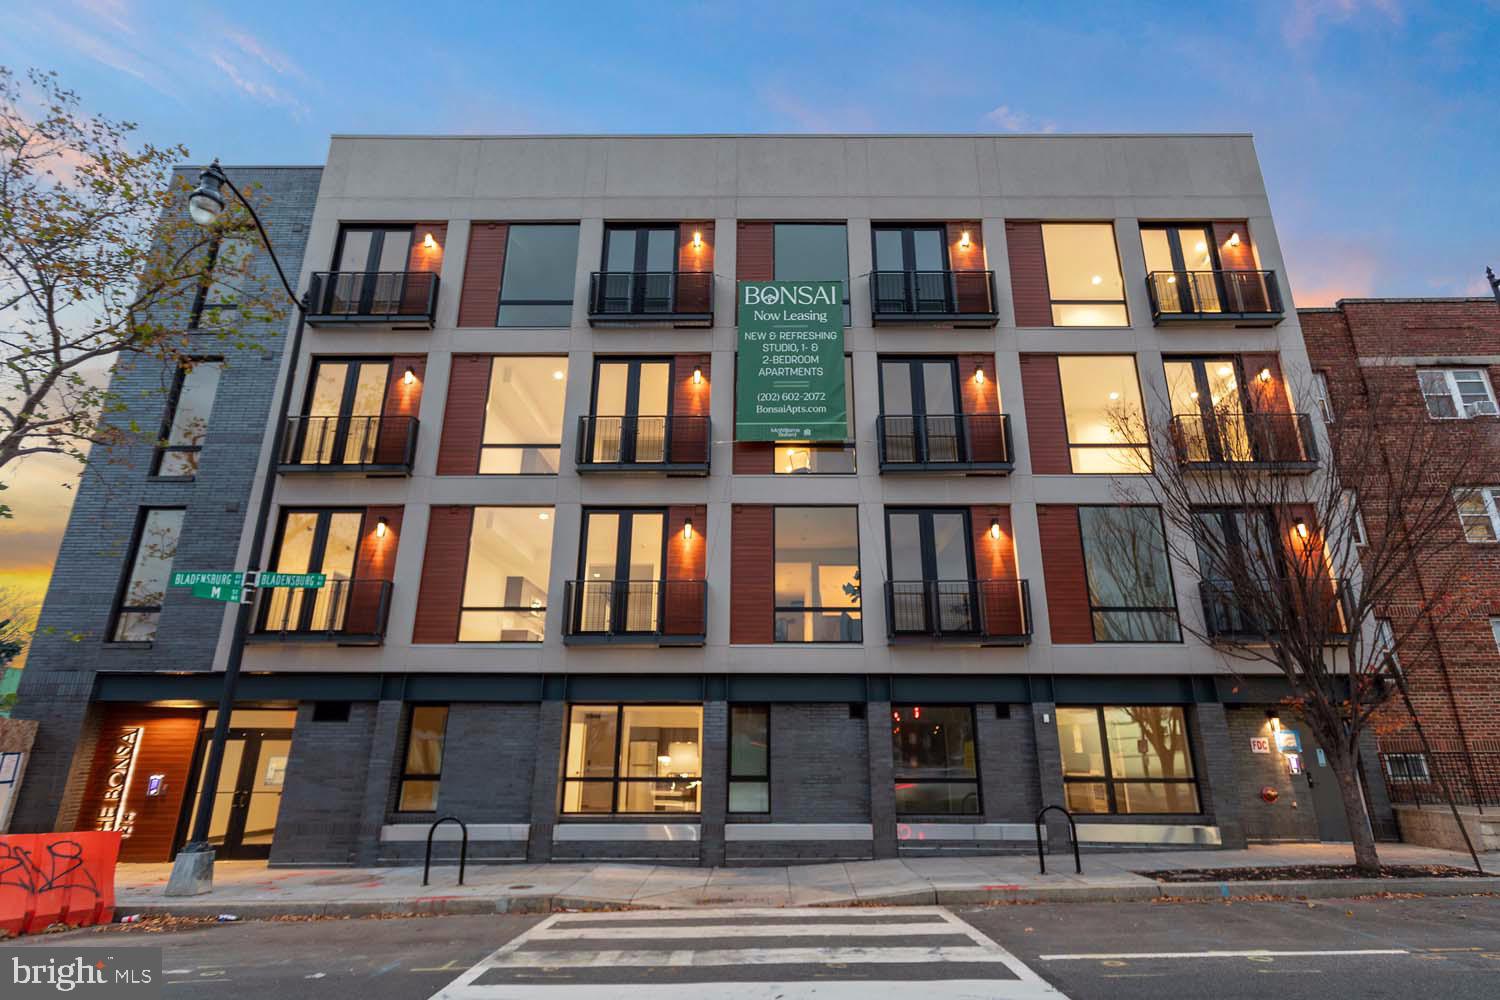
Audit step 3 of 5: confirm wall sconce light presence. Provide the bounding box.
[990,519,1002,540]
[403,367,416,386]
[683,519,694,540]
[1166,274,1176,283]
[552,369,565,381]
[1226,232,1242,248]
[1266,710,1281,731]
[1090,274,1103,285]
[959,230,971,250]
[1294,518,1310,539]
[1257,367,1272,384]
[423,232,437,250]
[692,367,703,385]
[973,367,986,385]
[692,230,703,249]
[375,516,389,538]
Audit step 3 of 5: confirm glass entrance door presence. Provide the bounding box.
[331,226,413,314]
[880,358,962,463]
[576,510,666,634]
[262,510,363,632]
[1164,358,1252,463]
[886,509,975,634]
[185,721,294,861]
[300,359,390,465]
[590,359,671,464]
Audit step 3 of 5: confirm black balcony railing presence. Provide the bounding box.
[1169,412,1318,471]
[587,271,714,326]
[575,415,710,474]
[562,579,707,646]
[1146,269,1284,325]
[868,270,998,326]
[885,579,1032,645]
[278,415,418,475]
[877,413,1013,473]
[306,271,439,327]
[1198,578,1352,643]
[248,579,393,646]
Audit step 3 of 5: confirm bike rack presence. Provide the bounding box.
[422,815,468,887]
[1035,805,1081,875]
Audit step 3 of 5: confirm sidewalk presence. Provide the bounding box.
[113,843,1500,918]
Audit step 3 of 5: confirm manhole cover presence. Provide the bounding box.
[508,884,534,890]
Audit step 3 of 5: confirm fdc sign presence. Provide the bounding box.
[736,281,846,442]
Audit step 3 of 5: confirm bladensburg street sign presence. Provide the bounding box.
[736,280,846,442]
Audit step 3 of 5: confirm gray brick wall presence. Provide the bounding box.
[767,703,869,823]
[1226,706,1320,842]
[1194,702,1247,848]
[975,702,1040,823]
[270,700,376,865]
[10,166,321,835]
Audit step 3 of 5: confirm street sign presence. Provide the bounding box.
[257,572,327,589]
[170,570,244,590]
[192,581,242,602]
[1249,736,1271,754]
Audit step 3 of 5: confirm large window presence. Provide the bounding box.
[774,223,850,325]
[562,705,703,814]
[1419,368,1498,419]
[1456,487,1500,542]
[497,224,580,326]
[1077,506,1180,642]
[1041,223,1127,326]
[891,705,979,815]
[1057,706,1200,814]
[459,507,554,641]
[729,705,770,814]
[397,705,448,812]
[480,357,568,473]
[153,360,223,477]
[262,509,363,633]
[773,506,862,643]
[1057,355,1150,473]
[111,507,185,642]
[773,355,856,474]
[192,234,254,329]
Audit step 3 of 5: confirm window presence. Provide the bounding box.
[1077,506,1181,642]
[327,226,414,315]
[1346,490,1368,546]
[774,506,862,642]
[729,705,770,813]
[397,706,448,812]
[589,359,670,464]
[886,509,976,635]
[872,225,951,314]
[562,705,702,814]
[459,507,553,641]
[297,358,389,466]
[497,224,580,326]
[1456,487,1500,542]
[1057,355,1150,473]
[1383,752,1430,783]
[1057,706,1200,815]
[574,510,665,634]
[1163,357,1254,464]
[772,355,856,474]
[1313,372,1334,423]
[480,357,568,473]
[262,510,363,633]
[111,508,185,642]
[879,357,962,464]
[192,234,254,328]
[1041,223,1127,326]
[1491,617,1500,654]
[153,360,223,477]
[891,705,979,815]
[1374,617,1399,667]
[1419,368,1498,419]
[774,223,850,325]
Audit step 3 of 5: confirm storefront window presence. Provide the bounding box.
[729,705,770,813]
[891,705,980,815]
[773,507,862,643]
[397,706,448,812]
[1057,706,1200,814]
[562,705,703,814]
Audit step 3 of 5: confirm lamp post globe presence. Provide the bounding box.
[188,162,226,226]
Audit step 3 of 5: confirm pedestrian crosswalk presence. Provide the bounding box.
[429,906,1069,998]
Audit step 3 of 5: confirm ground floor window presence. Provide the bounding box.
[1057,705,1200,814]
[562,705,702,814]
[729,705,770,813]
[397,706,448,812]
[891,704,980,815]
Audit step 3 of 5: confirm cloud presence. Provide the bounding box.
[221,27,304,80]
[1283,0,1403,47]
[983,104,1057,133]
[207,26,311,119]
[760,85,876,132]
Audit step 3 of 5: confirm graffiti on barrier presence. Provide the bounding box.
[0,831,121,936]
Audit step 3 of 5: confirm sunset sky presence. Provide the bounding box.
[2,0,1497,621]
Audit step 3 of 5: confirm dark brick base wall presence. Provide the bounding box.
[768,703,869,822]
[270,702,379,866]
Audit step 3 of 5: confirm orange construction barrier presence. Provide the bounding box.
[0,831,121,936]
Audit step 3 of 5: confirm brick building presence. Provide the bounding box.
[12,136,1391,866]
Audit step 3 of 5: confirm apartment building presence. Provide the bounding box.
[12,136,1393,866]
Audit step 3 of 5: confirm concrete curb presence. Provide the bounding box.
[118,876,1500,920]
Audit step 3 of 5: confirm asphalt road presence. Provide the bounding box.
[5,894,1498,999]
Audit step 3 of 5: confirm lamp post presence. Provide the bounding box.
[165,161,310,896]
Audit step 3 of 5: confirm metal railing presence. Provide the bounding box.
[249,578,393,644]
[307,270,439,324]
[1198,578,1352,642]
[422,816,467,887]
[587,271,714,323]
[884,579,1032,644]
[278,415,418,472]
[1146,269,1283,321]
[575,415,710,471]
[562,579,707,642]
[1379,750,1500,807]
[1169,412,1318,469]
[877,413,1012,470]
[868,270,997,323]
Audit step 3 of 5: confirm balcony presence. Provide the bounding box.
[1169,413,1318,472]
[562,579,707,646]
[868,270,998,327]
[587,271,713,327]
[877,414,1013,474]
[278,415,418,476]
[1147,270,1284,326]
[306,271,439,328]
[885,579,1032,646]
[247,579,393,646]
[1199,578,1352,643]
[575,415,710,475]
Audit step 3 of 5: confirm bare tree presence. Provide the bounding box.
[1097,368,1482,874]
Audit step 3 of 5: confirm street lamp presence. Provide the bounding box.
[165,161,310,896]
[1488,266,1499,308]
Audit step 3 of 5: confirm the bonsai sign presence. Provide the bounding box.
[736,281,846,442]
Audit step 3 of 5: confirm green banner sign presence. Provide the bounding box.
[736,281,846,442]
[170,571,243,589]
[191,581,242,602]
[257,572,327,589]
